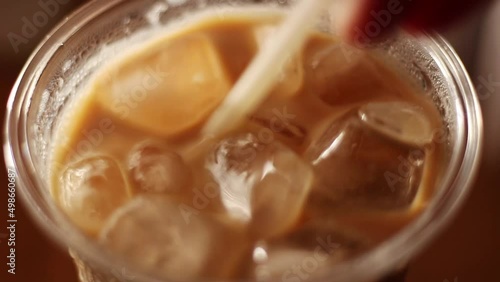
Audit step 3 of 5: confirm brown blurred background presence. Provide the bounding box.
[0,1,499,282]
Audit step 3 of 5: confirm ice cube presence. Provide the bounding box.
[359,102,434,146]
[254,25,304,98]
[304,48,401,106]
[128,141,192,193]
[206,133,314,238]
[305,107,427,211]
[57,155,132,235]
[100,195,247,281]
[249,94,335,150]
[249,222,369,281]
[95,33,232,137]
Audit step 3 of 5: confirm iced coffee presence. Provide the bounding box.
[50,9,443,281]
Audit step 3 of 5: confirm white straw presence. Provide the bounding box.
[202,0,332,137]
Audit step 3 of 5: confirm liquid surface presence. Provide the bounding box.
[50,10,444,281]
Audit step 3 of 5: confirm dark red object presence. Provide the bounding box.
[347,0,492,44]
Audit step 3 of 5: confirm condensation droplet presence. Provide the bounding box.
[146,2,169,26]
[57,77,65,88]
[62,60,73,73]
[253,246,268,263]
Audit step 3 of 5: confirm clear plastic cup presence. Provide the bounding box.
[3,0,483,281]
